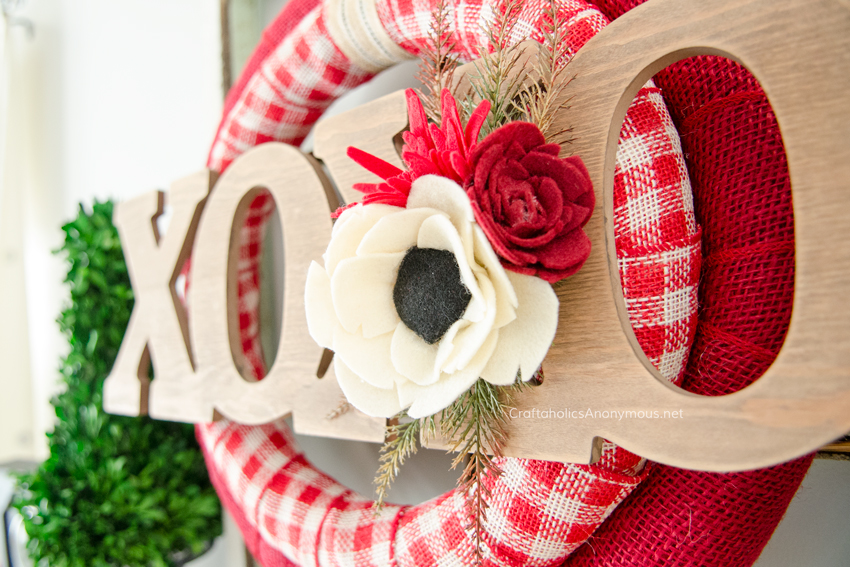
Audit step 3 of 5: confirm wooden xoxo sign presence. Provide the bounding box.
[104,0,850,471]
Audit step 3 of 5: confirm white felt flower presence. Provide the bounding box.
[305,175,559,419]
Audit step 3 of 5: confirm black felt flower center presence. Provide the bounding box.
[393,247,472,344]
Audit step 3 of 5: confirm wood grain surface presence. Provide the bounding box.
[477,0,850,470]
[104,0,850,471]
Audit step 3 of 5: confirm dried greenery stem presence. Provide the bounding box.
[415,0,461,123]
[469,0,527,135]
[373,377,531,564]
[442,381,504,559]
[374,413,422,510]
[513,0,575,143]
[415,0,577,140]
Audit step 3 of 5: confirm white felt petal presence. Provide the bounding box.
[396,379,425,409]
[330,204,357,237]
[331,253,403,338]
[479,354,518,386]
[417,214,485,322]
[407,175,475,225]
[304,262,336,349]
[334,358,402,418]
[326,204,400,275]
[442,275,497,374]
[481,271,559,385]
[406,329,499,419]
[435,318,467,372]
[407,176,475,262]
[333,326,401,390]
[473,226,518,329]
[356,208,442,255]
[390,322,441,386]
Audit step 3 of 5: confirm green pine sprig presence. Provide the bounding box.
[374,412,422,511]
[372,376,532,564]
[414,0,463,123]
[443,378,531,561]
[467,0,528,135]
[513,0,575,144]
[441,380,505,560]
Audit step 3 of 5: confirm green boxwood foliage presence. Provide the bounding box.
[13,201,222,567]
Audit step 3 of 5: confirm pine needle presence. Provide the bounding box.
[415,0,462,123]
[467,0,528,135]
[512,0,575,144]
[374,412,421,512]
[326,400,351,420]
[370,374,534,563]
[439,377,528,563]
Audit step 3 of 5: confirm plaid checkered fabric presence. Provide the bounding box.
[376,0,609,62]
[195,0,700,565]
[236,191,277,380]
[208,5,374,173]
[197,420,647,567]
[614,86,701,384]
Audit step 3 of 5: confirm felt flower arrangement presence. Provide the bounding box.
[306,172,561,420]
[308,88,586,421]
[304,0,594,558]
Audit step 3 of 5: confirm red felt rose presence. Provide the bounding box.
[466,121,595,283]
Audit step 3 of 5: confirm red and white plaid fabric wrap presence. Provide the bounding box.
[613,87,701,383]
[196,0,701,565]
[199,421,647,567]
[208,5,373,172]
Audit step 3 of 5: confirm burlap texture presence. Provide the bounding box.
[561,3,814,565]
[197,1,812,565]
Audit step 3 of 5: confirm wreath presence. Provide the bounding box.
[194,0,811,565]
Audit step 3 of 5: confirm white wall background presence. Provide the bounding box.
[3,0,224,463]
[1,1,234,564]
[0,14,36,464]
[0,0,847,565]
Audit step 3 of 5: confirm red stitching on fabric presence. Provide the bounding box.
[701,239,794,271]
[618,228,703,257]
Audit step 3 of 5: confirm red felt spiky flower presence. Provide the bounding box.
[338,89,490,216]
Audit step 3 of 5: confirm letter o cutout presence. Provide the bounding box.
[189,144,336,424]
[499,0,850,471]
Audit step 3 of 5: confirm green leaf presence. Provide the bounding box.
[13,200,222,567]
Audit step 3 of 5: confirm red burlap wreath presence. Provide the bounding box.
[193,0,811,565]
